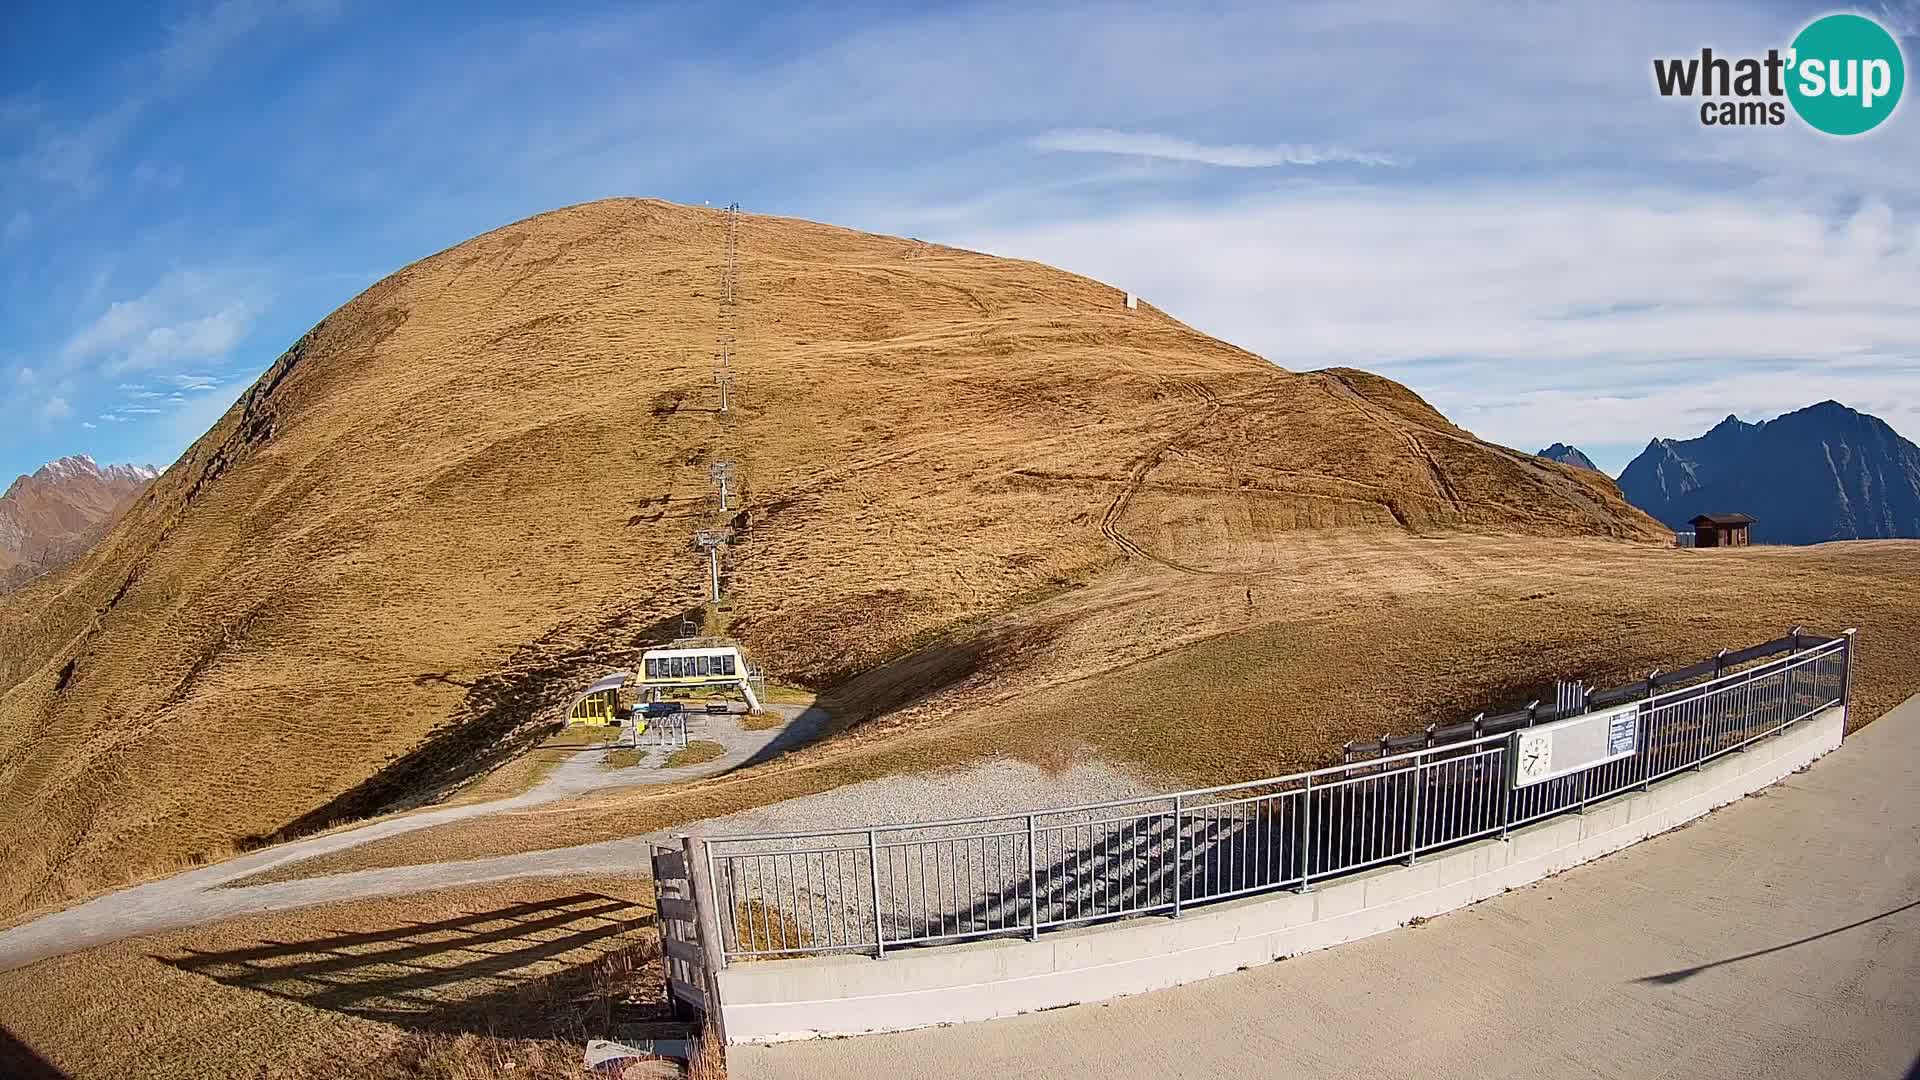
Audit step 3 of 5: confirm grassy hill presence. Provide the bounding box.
[2,199,1911,920]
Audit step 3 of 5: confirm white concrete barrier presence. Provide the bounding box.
[715,705,1846,1043]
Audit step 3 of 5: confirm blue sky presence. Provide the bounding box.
[3,1,1917,483]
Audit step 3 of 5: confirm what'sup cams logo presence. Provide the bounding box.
[1654,12,1905,134]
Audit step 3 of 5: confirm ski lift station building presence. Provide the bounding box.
[641,643,762,710]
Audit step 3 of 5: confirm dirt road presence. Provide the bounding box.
[733,691,1920,1080]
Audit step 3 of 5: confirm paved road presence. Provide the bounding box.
[735,692,1920,1080]
[0,704,824,973]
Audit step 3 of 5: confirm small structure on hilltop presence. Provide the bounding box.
[1690,513,1755,548]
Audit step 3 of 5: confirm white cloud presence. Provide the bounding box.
[60,270,261,374]
[1030,129,1399,168]
[82,421,96,429]
[41,397,72,420]
[946,187,1920,450]
[98,413,122,422]
[122,309,248,370]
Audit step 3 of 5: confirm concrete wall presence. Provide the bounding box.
[716,706,1845,1044]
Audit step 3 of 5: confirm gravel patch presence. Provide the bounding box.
[685,755,1161,839]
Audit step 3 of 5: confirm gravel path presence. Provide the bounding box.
[0,706,1149,974]
[0,703,822,972]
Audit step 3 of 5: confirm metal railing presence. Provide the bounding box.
[699,631,1852,962]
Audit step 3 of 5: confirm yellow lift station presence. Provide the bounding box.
[565,671,630,727]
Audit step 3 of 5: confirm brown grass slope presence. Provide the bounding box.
[0,196,1690,918]
[253,536,1920,884]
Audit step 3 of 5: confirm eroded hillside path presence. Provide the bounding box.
[0,703,827,974]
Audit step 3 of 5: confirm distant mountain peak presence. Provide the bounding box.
[1618,400,1920,545]
[1,453,159,590]
[1536,443,1600,472]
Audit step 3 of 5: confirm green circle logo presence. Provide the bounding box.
[1787,13,1905,135]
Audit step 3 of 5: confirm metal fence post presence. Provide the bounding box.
[1297,773,1315,892]
[1694,665,1709,771]
[1404,757,1423,864]
[1499,741,1513,840]
[867,829,885,958]
[1171,795,1184,917]
[1027,814,1041,940]
[1842,628,1857,721]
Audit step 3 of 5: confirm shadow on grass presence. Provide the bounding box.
[155,892,670,1039]
[0,1026,67,1080]
[256,605,705,847]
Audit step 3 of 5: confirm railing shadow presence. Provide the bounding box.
[156,892,654,1037]
[878,681,1828,947]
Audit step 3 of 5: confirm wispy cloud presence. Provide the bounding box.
[40,397,71,421]
[22,101,143,197]
[951,187,1920,452]
[130,161,186,190]
[1029,128,1400,168]
[154,0,279,80]
[8,0,342,200]
[59,270,261,375]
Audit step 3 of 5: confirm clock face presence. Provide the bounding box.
[1516,731,1553,783]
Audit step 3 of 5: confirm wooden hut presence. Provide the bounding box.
[1689,513,1754,548]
